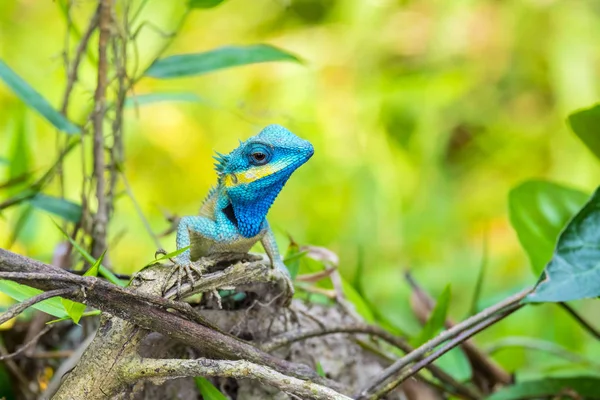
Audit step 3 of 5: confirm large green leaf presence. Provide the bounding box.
[29,194,82,223]
[145,45,301,79]
[0,281,68,319]
[194,377,227,400]
[568,104,600,161]
[527,186,600,302]
[188,0,227,8]
[508,180,589,275]
[0,61,80,134]
[412,285,451,346]
[486,377,600,400]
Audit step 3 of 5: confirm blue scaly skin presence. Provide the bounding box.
[172,124,314,303]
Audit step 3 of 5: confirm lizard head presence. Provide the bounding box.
[214,124,314,237]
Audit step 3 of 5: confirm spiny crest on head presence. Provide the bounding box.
[212,151,230,176]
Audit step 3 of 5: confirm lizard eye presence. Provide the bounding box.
[248,147,272,166]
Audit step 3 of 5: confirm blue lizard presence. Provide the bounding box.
[171,124,314,302]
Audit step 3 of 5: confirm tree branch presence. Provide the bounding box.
[0,248,345,394]
[123,356,352,400]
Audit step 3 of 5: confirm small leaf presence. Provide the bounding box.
[61,250,106,324]
[145,45,301,79]
[316,362,326,377]
[53,222,126,287]
[486,377,600,400]
[188,0,227,8]
[0,60,80,134]
[146,246,191,267]
[284,239,302,280]
[0,281,68,319]
[568,104,600,160]
[124,92,203,107]
[527,186,600,302]
[61,298,86,325]
[29,194,82,223]
[47,310,101,324]
[194,377,228,400]
[85,249,106,277]
[412,285,451,346]
[508,180,589,275]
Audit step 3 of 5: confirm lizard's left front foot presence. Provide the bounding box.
[163,259,206,299]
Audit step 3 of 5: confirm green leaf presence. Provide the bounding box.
[341,279,376,323]
[145,45,301,79]
[568,104,600,160]
[29,194,82,223]
[124,92,203,107]
[284,240,303,280]
[0,60,80,134]
[47,310,101,324]
[0,281,68,319]
[412,285,451,346]
[316,362,326,377]
[486,377,600,400]
[508,180,589,275]
[61,250,105,324]
[188,0,226,8]
[146,246,191,267]
[527,186,600,302]
[435,347,472,382]
[53,222,126,287]
[194,377,227,400]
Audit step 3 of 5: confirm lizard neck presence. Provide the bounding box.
[225,180,286,238]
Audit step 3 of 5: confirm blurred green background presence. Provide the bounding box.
[1,0,600,381]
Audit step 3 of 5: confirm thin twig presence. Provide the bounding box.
[0,288,76,325]
[91,0,112,260]
[125,356,352,400]
[61,4,100,115]
[559,302,600,340]
[360,305,521,400]
[0,325,52,361]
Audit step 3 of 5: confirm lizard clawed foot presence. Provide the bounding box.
[163,260,206,299]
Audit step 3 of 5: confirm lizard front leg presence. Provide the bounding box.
[167,215,217,297]
[261,222,295,306]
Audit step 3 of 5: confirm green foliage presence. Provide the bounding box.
[54,222,125,287]
[124,93,203,107]
[316,361,326,377]
[61,250,104,324]
[527,186,600,302]
[283,239,305,279]
[188,0,227,8]
[0,61,80,134]
[568,104,600,160]
[194,377,228,400]
[412,285,451,346]
[146,245,191,266]
[0,281,68,319]
[145,45,301,78]
[486,377,600,400]
[29,194,82,223]
[508,180,589,275]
